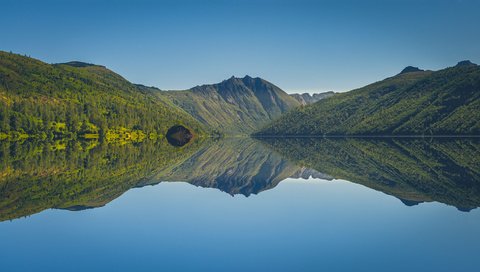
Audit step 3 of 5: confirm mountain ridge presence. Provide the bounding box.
[162,75,300,134]
[255,62,480,136]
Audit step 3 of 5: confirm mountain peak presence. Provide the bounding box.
[400,66,423,74]
[224,75,249,82]
[221,75,265,88]
[456,60,477,67]
[241,75,264,85]
[178,75,299,134]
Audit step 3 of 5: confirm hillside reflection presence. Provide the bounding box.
[260,137,480,212]
[1,137,479,221]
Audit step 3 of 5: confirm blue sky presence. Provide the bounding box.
[2,0,479,92]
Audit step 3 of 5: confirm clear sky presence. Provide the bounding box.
[2,0,480,93]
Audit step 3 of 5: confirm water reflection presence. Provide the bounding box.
[166,125,194,147]
[261,137,480,211]
[0,137,479,221]
[140,138,327,195]
[0,138,203,221]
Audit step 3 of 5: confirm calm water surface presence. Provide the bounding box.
[0,137,479,272]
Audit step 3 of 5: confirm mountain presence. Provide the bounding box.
[399,66,424,74]
[0,51,205,141]
[290,91,335,105]
[255,61,480,136]
[162,76,300,134]
[260,137,480,211]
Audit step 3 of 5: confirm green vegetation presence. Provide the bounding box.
[161,76,300,134]
[260,137,480,211]
[0,51,205,141]
[255,62,480,136]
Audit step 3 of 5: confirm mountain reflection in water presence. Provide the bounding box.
[0,137,479,221]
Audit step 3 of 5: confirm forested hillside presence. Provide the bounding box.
[255,61,480,136]
[0,51,205,141]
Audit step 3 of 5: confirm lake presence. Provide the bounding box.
[1,137,479,272]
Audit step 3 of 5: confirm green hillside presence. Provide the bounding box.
[162,76,300,134]
[0,51,205,141]
[255,61,480,136]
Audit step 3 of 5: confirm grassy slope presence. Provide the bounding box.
[256,64,480,136]
[0,51,205,140]
[163,76,300,135]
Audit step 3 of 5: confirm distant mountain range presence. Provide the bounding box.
[0,51,309,137]
[289,91,335,105]
[255,61,480,136]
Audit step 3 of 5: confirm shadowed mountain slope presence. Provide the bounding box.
[162,76,300,134]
